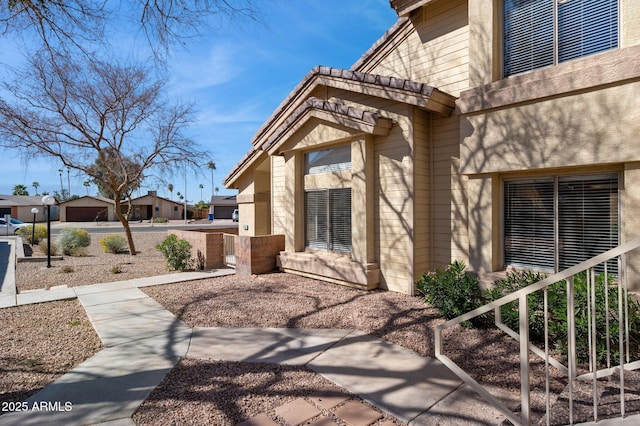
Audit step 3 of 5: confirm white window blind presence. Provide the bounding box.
[504,179,555,270]
[558,174,618,272]
[305,188,352,253]
[504,0,618,77]
[504,174,618,272]
[306,145,352,175]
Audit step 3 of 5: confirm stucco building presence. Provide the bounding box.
[224,0,639,293]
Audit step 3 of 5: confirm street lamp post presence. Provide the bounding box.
[42,195,56,268]
[30,207,39,245]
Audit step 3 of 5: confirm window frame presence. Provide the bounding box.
[503,173,620,273]
[502,0,619,78]
[304,187,352,254]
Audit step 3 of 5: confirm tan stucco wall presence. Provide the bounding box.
[461,81,640,175]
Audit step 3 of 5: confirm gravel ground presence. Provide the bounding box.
[16,232,170,291]
[0,300,102,406]
[6,231,571,425]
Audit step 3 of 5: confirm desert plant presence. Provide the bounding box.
[416,260,486,326]
[100,234,128,254]
[16,225,47,245]
[59,265,74,273]
[109,264,123,274]
[152,216,169,223]
[57,228,90,256]
[38,239,58,256]
[156,234,193,271]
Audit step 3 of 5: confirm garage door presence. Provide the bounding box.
[66,207,108,222]
[213,206,235,219]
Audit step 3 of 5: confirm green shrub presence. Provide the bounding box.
[417,261,640,367]
[16,225,48,245]
[38,239,58,256]
[100,234,128,254]
[57,228,91,256]
[153,216,169,223]
[416,260,486,326]
[485,269,640,366]
[156,234,193,271]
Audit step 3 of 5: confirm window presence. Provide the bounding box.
[503,0,618,77]
[305,188,352,253]
[504,174,618,272]
[306,145,351,175]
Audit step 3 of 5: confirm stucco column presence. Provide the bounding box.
[351,136,375,264]
[284,151,304,252]
[468,0,498,86]
[623,163,640,291]
[467,175,497,273]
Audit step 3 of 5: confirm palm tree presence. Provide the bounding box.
[83,180,91,195]
[168,183,174,199]
[207,161,216,200]
[215,186,219,196]
[58,168,64,195]
[199,183,204,201]
[12,184,29,195]
[32,181,39,195]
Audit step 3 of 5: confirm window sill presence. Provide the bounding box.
[458,45,640,115]
[279,251,380,290]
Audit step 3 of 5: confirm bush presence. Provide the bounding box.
[484,269,640,366]
[153,216,169,224]
[416,260,486,326]
[57,228,91,256]
[156,234,193,271]
[16,225,48,245]
[38,239,58,256]
[100,234,128,254]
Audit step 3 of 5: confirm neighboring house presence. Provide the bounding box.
[224,0,640,293]
[0,195,58,222]
[125,191,184,220]
[59,196,115,222]
[209,195,238,220]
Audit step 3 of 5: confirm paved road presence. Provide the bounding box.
[48,219,237,235]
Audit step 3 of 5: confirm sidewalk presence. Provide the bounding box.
[0,237,508,425]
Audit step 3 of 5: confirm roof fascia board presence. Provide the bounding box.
[252,68,455,150]
[265,106,393,156]
[390,0,434,17]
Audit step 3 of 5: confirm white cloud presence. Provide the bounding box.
[170,42,240,93]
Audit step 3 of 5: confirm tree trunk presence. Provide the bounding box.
[114,198,137,256]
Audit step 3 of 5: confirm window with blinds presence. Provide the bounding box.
[504,174,618,272]
[305,188,352,253]
[503,0,618,77]
[306,145,352,175]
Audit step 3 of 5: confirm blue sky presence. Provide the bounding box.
[0,0,398,201]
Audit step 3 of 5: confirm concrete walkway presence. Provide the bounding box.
[0,237,509,425]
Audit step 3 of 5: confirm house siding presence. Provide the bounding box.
[271,155,286,235]
[356,0,469,96]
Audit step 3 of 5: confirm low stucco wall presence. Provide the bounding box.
[167,228,238,270]
[235,234,285,276]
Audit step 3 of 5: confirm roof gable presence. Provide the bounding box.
[265,97,393,155]
[251,66,455,150]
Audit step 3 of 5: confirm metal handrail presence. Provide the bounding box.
[434,236,640,425]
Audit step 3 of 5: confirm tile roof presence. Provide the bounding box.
[263,97,394,153]
[251,66,455,150]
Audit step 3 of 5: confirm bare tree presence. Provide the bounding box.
[0,0,260,58]
[0,50,207,255]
